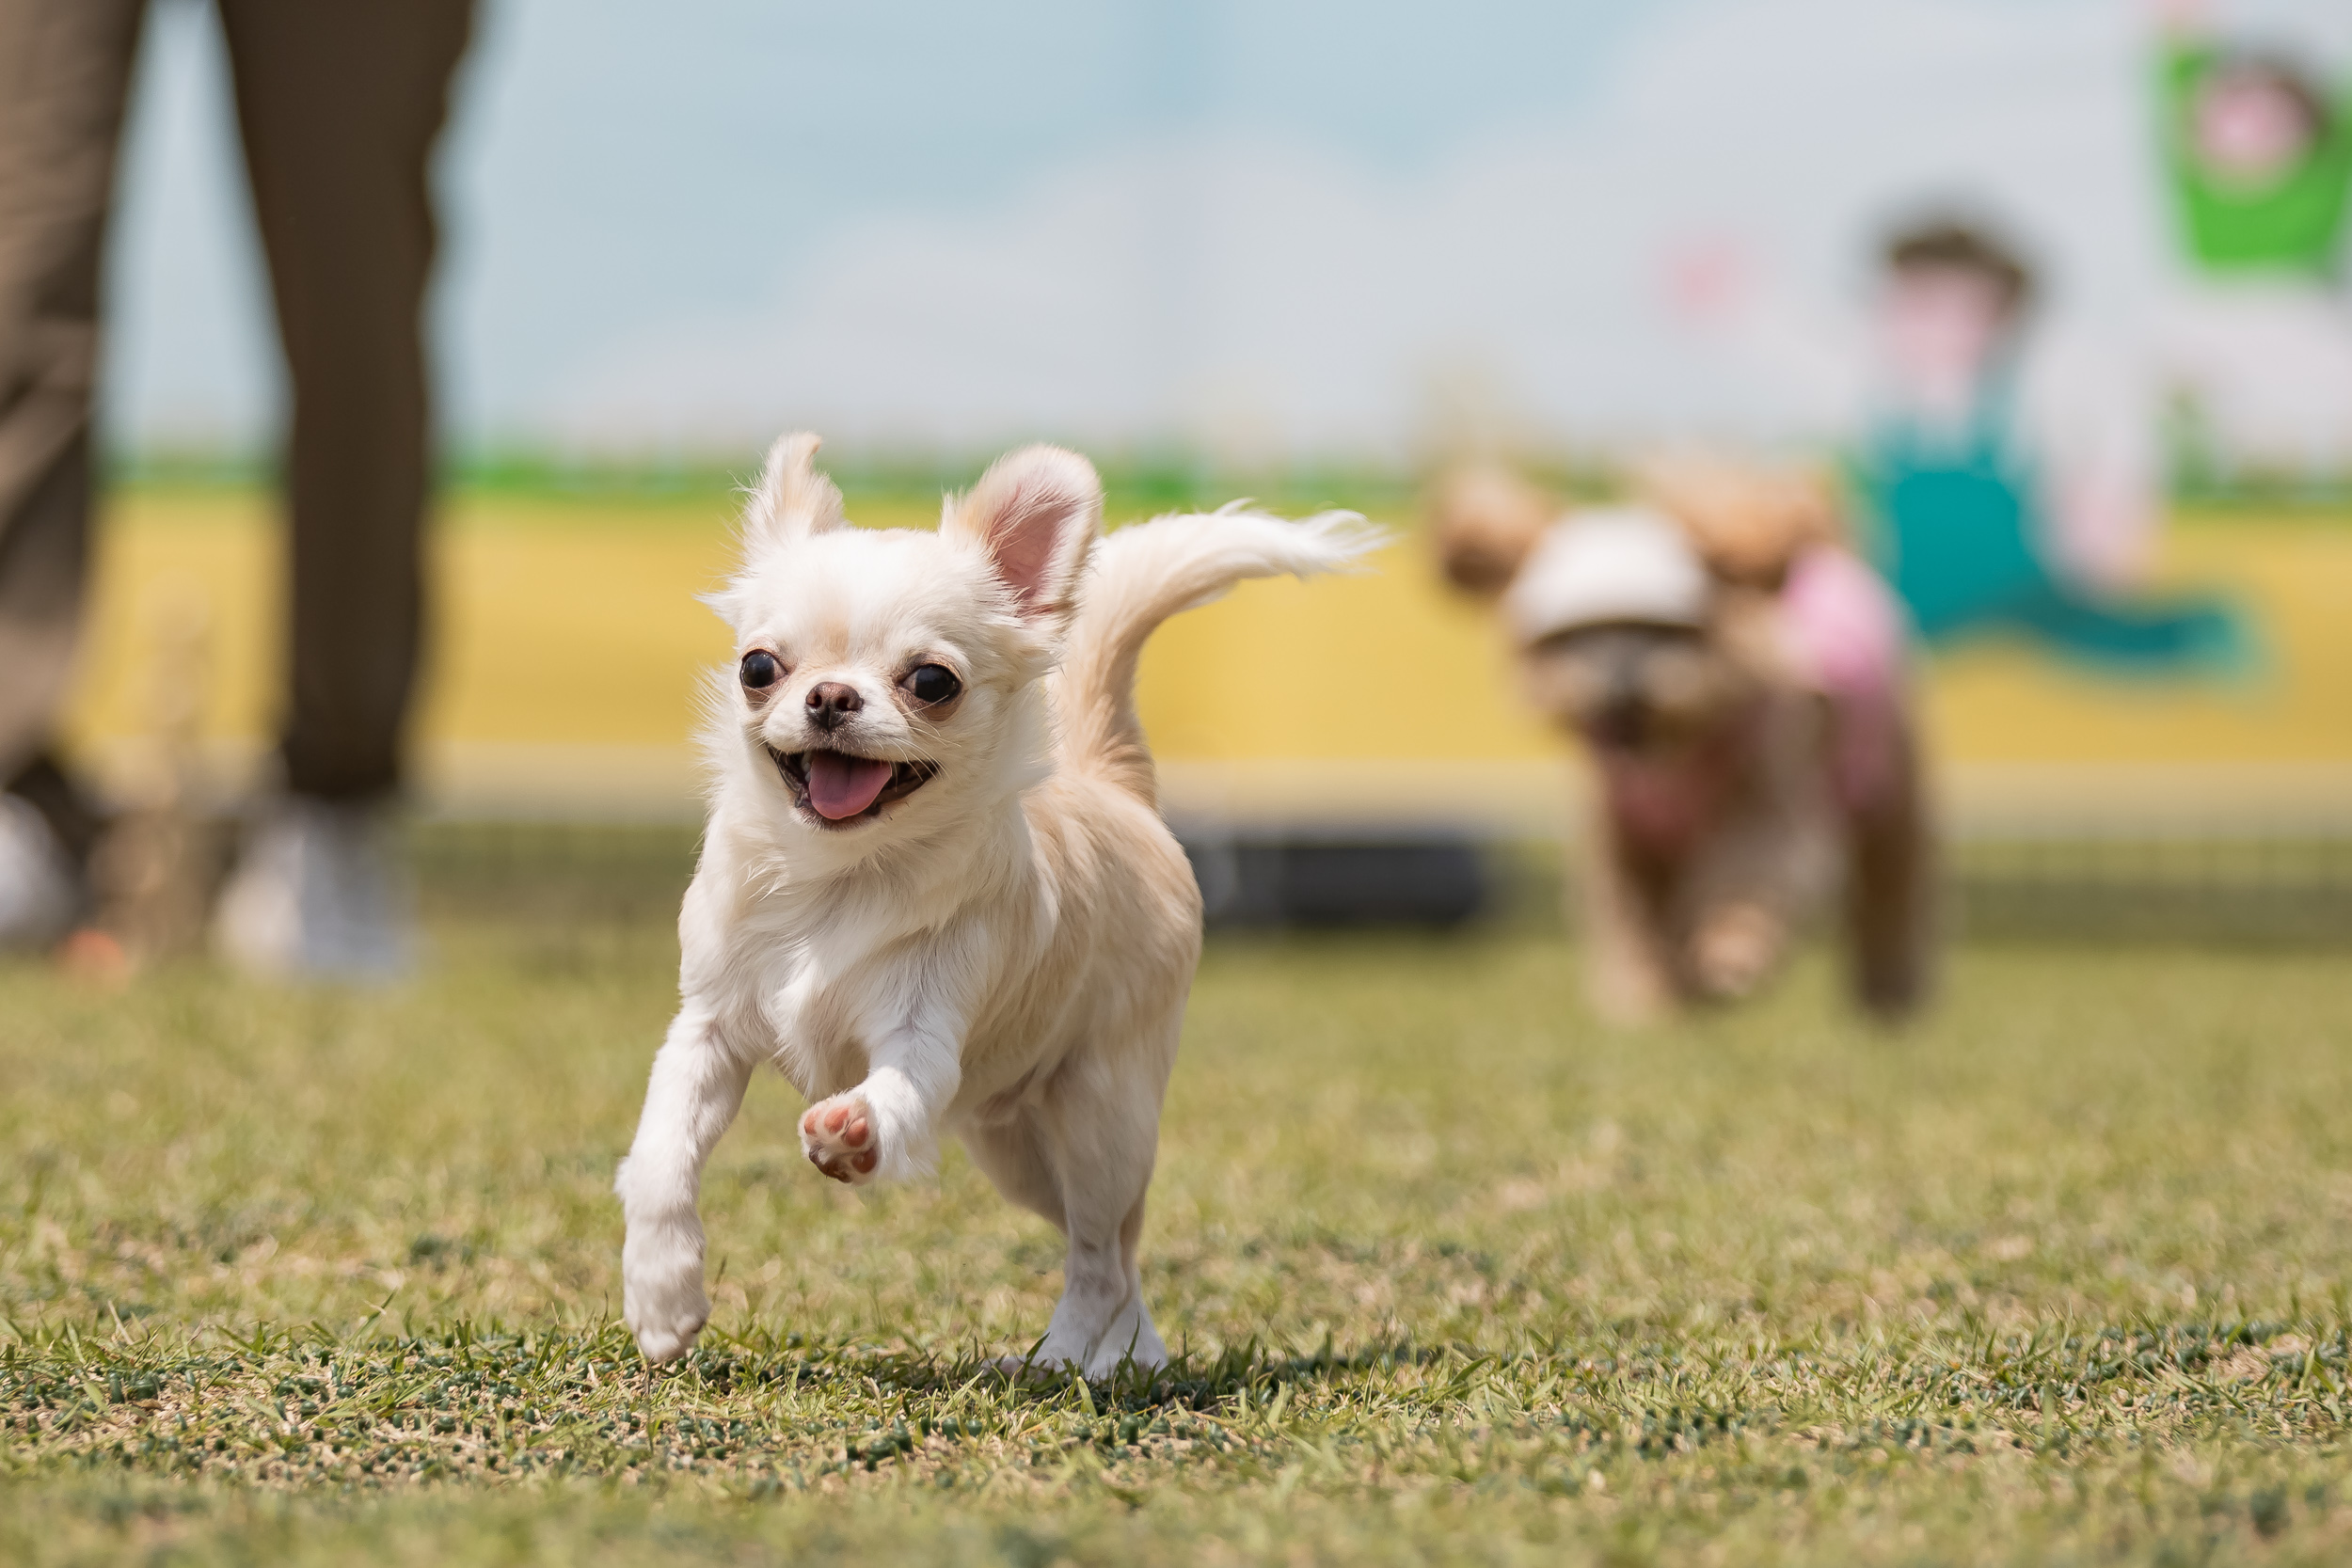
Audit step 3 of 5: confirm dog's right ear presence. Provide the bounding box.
[1429,464,1556,597]
[742,432,845,552]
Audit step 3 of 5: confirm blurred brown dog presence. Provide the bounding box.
[1433,460,1933,1022]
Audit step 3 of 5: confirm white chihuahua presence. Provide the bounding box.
[615,435,1375,1375]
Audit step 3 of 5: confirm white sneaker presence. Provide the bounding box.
[214,797,413,980]
[0,794,82,953]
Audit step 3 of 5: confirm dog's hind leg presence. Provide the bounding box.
[962,1113,1063,1225]
[1092,1189,1166,1378]
[989,1042,1171,1379]
[1844,733,1936,1020]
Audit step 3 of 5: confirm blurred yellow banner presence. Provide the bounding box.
[62,490,2352,827]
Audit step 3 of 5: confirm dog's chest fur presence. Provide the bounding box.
[683,782,1189,1120]
[689,854,1011,1102]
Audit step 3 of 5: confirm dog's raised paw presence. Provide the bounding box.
[800,1093,881,1184]
[1692,902,1785,999]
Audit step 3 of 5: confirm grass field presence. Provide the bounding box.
[4,894,2351,1565]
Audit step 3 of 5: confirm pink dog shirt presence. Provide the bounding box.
[1776,546,1910,816]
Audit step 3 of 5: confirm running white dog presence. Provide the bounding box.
[615,435,1374,1374]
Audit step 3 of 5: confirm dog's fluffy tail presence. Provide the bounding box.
[1057,506,1384,805]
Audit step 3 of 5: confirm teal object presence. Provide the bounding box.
[1857,386,2248,674]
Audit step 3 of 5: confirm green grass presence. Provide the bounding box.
[4,908,2351,1564]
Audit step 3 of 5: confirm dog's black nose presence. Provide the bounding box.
[1593,695,1647,750]
[805,681,863,730]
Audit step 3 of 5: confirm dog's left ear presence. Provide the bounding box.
[942,444,1102,621]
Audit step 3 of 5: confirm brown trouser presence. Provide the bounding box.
[0,0,472,861]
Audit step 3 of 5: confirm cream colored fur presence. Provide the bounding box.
[615,434,1375,1374]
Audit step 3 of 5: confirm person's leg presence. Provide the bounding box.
[209,0,471,975]
[2011,583,2251,675]
[215,0,473,803]
[0,0,147,942]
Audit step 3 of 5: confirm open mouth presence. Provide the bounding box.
[767,746,939,826]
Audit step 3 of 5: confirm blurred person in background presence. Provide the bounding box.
[1685,214,2250,675]
[1852,219,2247,671]
[2154,0,2352,481]
[0,0,473,975]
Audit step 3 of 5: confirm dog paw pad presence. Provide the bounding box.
[801,1094,881,1183]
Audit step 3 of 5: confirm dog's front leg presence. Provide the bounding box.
[616,1006,754,1362]
[1581,816,1676,1024]
[799,1026,961,1187]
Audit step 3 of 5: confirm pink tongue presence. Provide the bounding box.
[806,751,895,820]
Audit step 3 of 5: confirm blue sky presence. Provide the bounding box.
[107,0,1670,449]
[432,0,1667,434]
[101,0,2349,460]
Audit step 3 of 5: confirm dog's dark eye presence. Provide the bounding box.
[739,650,782,690]
[904,663,961,705]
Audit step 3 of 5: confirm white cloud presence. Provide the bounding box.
[112,0,2346,458]
[541,0,2182,458]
